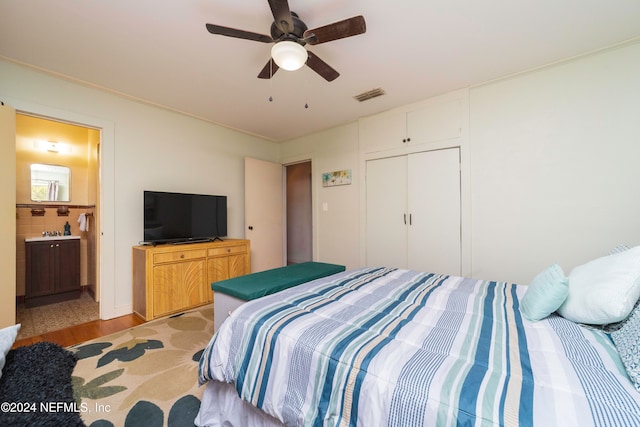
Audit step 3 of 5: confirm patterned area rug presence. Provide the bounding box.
[70,307,213,426]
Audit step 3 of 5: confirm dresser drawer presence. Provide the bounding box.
[208,245,247,257]
[153,249,206,264]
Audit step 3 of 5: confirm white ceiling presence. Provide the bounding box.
[1,1,639,142]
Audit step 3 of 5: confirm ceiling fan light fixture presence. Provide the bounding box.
[271,41,308,71]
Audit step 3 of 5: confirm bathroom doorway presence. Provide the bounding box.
[15,113,100,339]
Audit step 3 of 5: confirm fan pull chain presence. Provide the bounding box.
[304,75,309,109]
[268,60,274,102]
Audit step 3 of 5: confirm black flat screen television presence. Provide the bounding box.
[143,190,227,244]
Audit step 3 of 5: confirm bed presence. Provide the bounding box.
[196,266,640,426]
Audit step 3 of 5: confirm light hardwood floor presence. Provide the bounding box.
[12,314,146,349]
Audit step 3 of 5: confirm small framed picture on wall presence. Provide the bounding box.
[322,169,352,187]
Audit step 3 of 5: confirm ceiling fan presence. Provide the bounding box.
[205,0,366,82]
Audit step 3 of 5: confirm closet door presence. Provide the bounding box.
[366,156,408,268]
[407,148,461,275]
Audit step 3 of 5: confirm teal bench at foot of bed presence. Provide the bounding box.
[212,261,345,331]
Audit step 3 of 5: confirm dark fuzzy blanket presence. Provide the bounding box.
[0,342,85,427]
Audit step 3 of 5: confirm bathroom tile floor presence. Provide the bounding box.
[16,292,99,340]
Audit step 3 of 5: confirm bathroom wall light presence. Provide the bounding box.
[33,140,72,154]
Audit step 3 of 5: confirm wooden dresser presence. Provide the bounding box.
[132,239,250,320]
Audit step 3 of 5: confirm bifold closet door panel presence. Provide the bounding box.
[407,148,461,275]
[366,156,408,269]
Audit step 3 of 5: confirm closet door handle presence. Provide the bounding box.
[409,214,412,225]
[404,214,407,225]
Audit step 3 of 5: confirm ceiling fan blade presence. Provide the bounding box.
[268,0,294,34]
[257,59,280,79]
[304,15,366,45]
[206,23,273,43]
[306,51,339,82]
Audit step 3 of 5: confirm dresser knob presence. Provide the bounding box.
[180,254,184,259]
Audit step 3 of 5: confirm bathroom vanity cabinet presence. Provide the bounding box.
[25,237,81,307]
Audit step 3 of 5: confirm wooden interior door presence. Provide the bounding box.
[407,148,461,275]
[245,157,284,273]
[0,103,16,327]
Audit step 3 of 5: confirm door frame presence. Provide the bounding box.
[285,159,313,265]
[5,95,119,319]
[281,154,317,262]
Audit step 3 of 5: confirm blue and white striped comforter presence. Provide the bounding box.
[198,267,640,426]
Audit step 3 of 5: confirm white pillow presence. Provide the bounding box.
[0,324,21,380]
[558,245,640,324]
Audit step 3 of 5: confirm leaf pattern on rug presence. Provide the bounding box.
[74,342,113,360]
[127,326,160,339]
[168,395,201,426]
[97,339,164,368]
[71,307,213,427]
[124,400,164,426]
[96,395,202,427]
[119,364,200,410]
[72,369,127,400]
[170,331,211,352]
[124,349,189,376]
[165,315,208,332]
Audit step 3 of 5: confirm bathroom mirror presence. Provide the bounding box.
[30,164,71,202]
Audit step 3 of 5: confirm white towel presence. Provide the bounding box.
[47,181,59,201]
[78,213,89,232]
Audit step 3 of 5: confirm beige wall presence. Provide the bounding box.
[469,41,640,285]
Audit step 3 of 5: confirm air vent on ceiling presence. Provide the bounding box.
[354,88,386,102]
